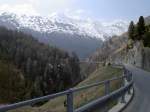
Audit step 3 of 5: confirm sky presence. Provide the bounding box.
[0,0,150,21]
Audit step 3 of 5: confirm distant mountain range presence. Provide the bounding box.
[0,12,129,58]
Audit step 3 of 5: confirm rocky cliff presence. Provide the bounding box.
[110,41,150,71]
[142,47,150,71]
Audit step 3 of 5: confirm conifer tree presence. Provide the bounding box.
[137,16,146,39]
[128,21,135,40]
[143,32,150,47]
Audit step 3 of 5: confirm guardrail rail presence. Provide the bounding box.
[0,66,133,112]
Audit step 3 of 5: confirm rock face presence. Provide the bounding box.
[111,41,150,71]
[142,47,150,71]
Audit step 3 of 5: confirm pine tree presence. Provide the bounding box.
[143,32,150,47]
[137,16,146,39]
[128,21,135,40]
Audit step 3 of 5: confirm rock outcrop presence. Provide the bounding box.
[110,41,150,71]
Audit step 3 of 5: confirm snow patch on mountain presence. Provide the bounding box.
[0,12,129,41]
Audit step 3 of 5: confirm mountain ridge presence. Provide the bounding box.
[0,12,129,40]
[0,12,129,58]
[89,16,150,70]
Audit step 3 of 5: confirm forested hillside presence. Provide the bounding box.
[0,27,81,103]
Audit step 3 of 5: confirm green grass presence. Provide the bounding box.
[8,65,122,112]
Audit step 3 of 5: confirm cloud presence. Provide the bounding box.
[0,3,39,15]
[27,0,40,6]
[64,9,92,20]
[38,0,76,15]
[0,0,76,16]
[0,0,81,16]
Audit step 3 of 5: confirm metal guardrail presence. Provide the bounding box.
[0,66,133,112]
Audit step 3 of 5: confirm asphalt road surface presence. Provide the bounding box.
[123,65,150,112]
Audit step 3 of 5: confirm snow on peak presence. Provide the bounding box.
[0,12,129,41]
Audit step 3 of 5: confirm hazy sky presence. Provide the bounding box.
[0,0,149,21]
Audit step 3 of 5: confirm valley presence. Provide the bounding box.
[0,12,128,58]
[0,4,150,112]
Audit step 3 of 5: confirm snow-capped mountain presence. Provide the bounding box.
[0,12,129,58]
[0,12,128,40]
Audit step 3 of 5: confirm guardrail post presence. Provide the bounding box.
[105,80,110,95]
[104,80,110,112]
[121,76,126,103]
[128,72,132,95]
[67,89,74,112]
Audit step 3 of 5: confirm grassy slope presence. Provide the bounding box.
[9,65,122,112]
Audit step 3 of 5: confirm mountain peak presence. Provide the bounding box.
[0,12,129,41]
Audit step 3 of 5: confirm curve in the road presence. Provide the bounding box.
[123,65,150,112]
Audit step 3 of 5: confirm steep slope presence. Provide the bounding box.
[89,16,150,71]
[0,12,129,58]
[9,65,122,112]
[89,33,128,62]
[0,60,26,103]
[0,27,81,103]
